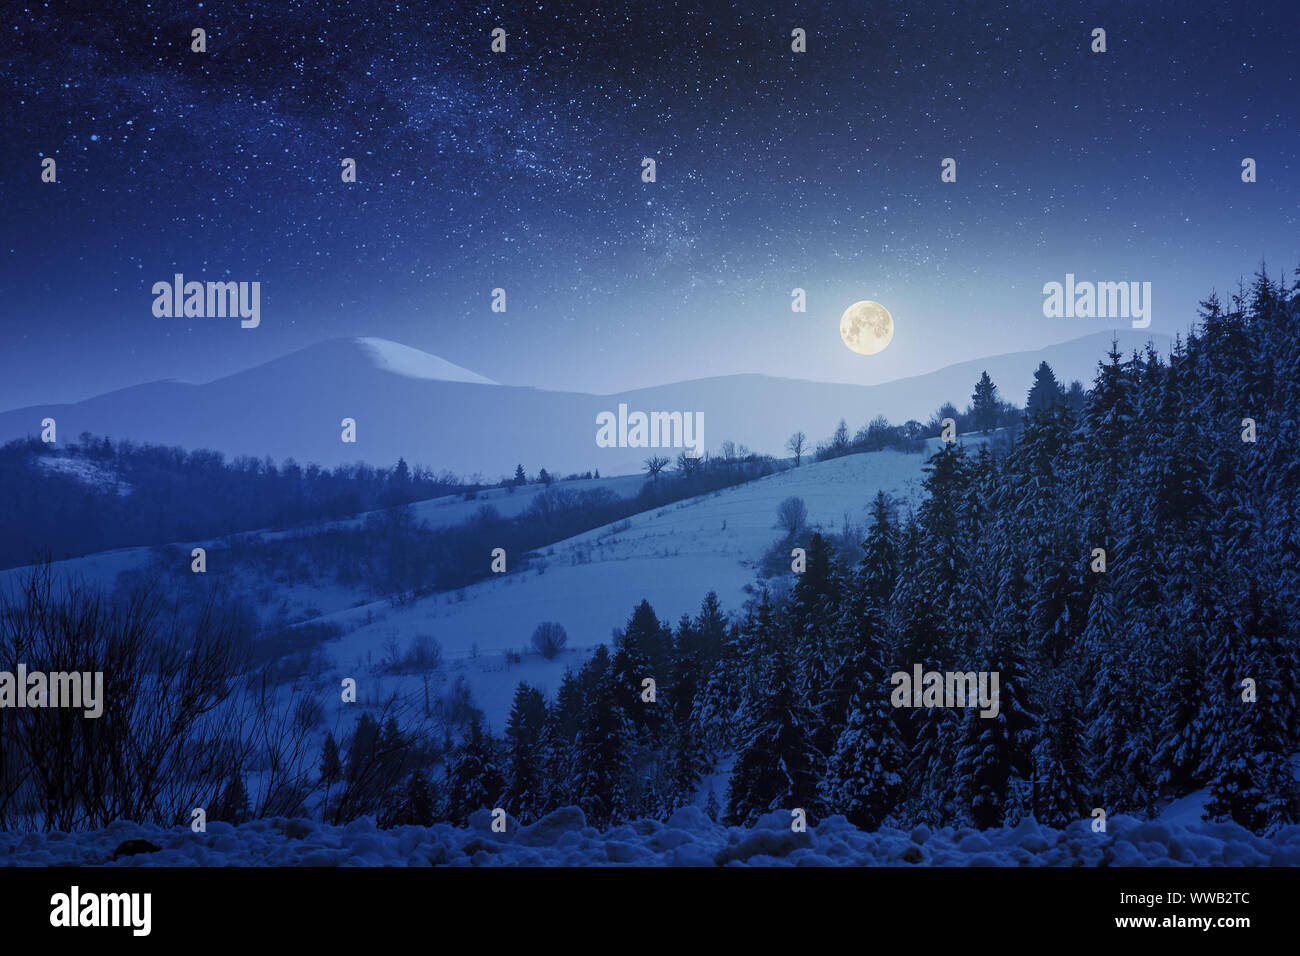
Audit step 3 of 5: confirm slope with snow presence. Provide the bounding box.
[354,337,497,385]
[0,436,988,732]
[316,438,992,727]
[307,471,649,537]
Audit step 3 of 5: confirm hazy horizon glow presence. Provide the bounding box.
[3,1,1296,410]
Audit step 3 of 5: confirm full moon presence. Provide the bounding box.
[839,300,894,355]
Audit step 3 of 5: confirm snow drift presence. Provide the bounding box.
[4,806,1296,867]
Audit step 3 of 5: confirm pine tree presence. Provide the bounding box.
[1150,630,1209,792]
[704,784,720,822]
[613,600,670,739]
[822,670,905,830]
[544,670,584,811]
[695,598,743,753]
[1003,397,1084,668]
[1030,678,1089,827]
[1204,640,1300,833]
[1085,629,1158,814]
[971,370,999,433]
[1074,339,1136,612]
[446,719,505,825]
[319,731,342,818]
[320,732,342,784]
[694,590,729,668]
[861,492,899,607]
[725,638,819,826]
[387,770,436,827]
[503,682,549,823]
[385,457,412,506]
[953,631,1036,829]
[819,494,905,825]
[666,616,710,808]
[788,532,844,764]
[1025,361,1064,421]
[894,445,969,668]
[216,771,251,824]
[574,645,633,826]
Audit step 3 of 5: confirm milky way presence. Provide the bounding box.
[2,0,1297,405]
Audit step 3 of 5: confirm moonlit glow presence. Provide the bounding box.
[839,301,895,355]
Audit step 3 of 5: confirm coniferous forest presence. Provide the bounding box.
[453,267,1300,836]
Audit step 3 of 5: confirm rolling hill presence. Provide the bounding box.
[0,331,1168,478]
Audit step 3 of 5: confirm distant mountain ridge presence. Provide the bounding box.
[0,331,1170,477]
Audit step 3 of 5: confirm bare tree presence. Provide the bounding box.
[643,455,670,480]
[786,431,807,466]
[676,451,703,477]
[531,622,568,659]
[775,496,808,537]
[0,563,254,830]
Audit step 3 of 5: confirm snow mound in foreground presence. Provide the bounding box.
[4,808,1299,867]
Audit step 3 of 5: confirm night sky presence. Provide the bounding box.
[2,0,1297,410]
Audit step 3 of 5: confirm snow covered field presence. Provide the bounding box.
[317,441,985,725]
[1,439,987,733]
[5,806,1296,867]
[1,441,965,738]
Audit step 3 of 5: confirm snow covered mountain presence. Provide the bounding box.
[0,331,1169,478]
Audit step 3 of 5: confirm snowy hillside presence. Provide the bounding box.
[0,331,1167,477]
[317,438,991,727]
[304,471,649,537]
[0,435,989,735]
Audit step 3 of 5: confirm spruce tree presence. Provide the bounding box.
[1025,361,1064,421]
[953,631,1036,829]
[216,772,251,824]
[446,718,505,825]
[1203,643,1300,833]
[320,732,342,784]
[971,370,999,433]
[725,638,819,826]
[574,645,633,826]
[666,616,710,808]
[503,682,549,823]
[788,532,845,764]
[822,671,905,830]
[1030,678,1090,827]
[544,670,584,810]
[387,770,436,827]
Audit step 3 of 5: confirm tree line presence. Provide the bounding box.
[433,266,1300,835]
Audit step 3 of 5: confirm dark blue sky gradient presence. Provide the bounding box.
[2,0,1297,409]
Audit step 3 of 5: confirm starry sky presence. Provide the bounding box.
[2,0,1297,410]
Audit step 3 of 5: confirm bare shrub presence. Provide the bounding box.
[530,621,568,659]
